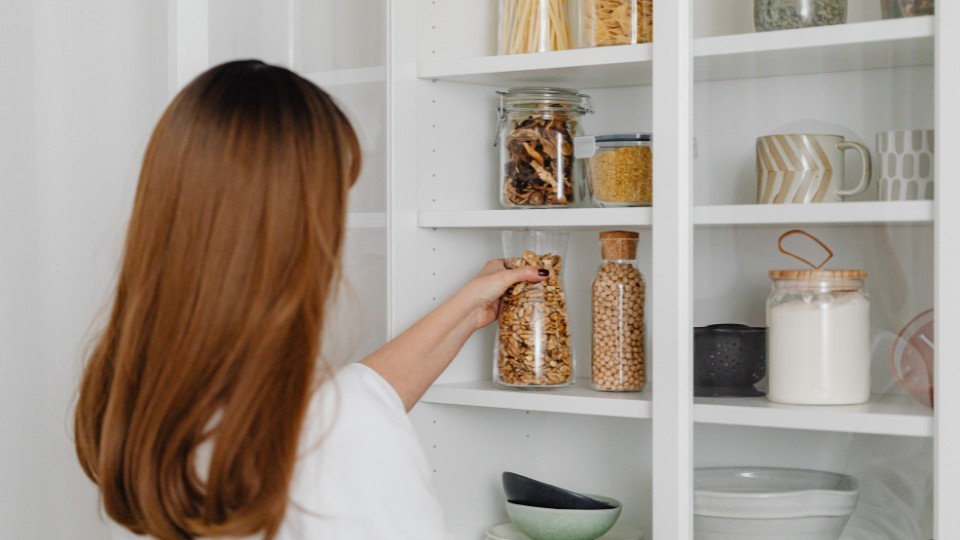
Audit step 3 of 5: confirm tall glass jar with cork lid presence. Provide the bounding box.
[592,231,646,392]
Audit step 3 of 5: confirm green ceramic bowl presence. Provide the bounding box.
[506,495,623,540]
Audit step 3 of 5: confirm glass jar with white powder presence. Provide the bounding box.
[766,270,870,405]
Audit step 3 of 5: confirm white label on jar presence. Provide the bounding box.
[768,291,870,405]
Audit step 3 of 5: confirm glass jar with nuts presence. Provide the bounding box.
[495,230,574,388]
[496,88,594,208]
[592,231,646,392]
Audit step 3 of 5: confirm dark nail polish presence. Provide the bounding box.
[537,269,549,276]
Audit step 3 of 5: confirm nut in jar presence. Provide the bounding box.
[495,231,573,388]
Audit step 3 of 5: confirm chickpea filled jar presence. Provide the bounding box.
[592,231,646,392]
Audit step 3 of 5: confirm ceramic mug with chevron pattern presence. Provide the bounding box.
[756,134,872,204]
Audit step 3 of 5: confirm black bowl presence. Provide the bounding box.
[694,324,767,397]
[502,472,615,510]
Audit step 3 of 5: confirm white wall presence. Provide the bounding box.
[0,1,168,537]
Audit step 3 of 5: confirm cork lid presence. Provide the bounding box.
[769,269,867,280]
[599,230,639,260]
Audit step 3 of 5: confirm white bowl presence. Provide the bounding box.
[694,467,859,540]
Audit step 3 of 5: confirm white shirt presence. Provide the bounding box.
[110,363,447,539]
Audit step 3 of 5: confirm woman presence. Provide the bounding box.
[74,60,547,539]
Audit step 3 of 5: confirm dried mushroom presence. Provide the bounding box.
[503,115,576,207]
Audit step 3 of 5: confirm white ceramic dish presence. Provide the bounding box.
[486,523,643,540]
[693,467,859,540]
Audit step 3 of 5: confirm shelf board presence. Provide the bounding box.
[418,44,653,88]
[694,200,933,227]
[303,66,385,87]
[418,18,932,88]
[417,202,930,229]
[694,394,932,437]
[420,379,652,419]
[418,207,652,229]
[694,17,934,82]
[422,381,931,437]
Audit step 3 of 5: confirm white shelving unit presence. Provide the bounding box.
[176,2,959,538]
[394,3,955,539]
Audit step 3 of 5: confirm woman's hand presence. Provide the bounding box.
[363,259,549,411]
[458,259,549,330]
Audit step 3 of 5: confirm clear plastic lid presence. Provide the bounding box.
[574,133,653,158]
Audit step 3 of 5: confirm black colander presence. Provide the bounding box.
[694,324,767,397]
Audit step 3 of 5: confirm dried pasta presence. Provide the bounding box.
[499,0,573,55]
[580,0,653,47]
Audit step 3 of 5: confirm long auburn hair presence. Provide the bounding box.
[74,60,361,539]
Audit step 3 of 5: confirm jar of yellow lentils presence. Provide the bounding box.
[575,133,653,207]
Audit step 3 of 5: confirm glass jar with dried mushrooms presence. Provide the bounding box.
[496,88,594,208]
[495,231,574,388]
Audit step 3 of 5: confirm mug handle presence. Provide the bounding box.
[836,141,872,197]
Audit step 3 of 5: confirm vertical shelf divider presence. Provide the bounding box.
[651,0,695,539]
[386,0,420,338]
[935,3,960,536]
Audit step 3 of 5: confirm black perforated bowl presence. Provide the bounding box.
[694,324,766,397]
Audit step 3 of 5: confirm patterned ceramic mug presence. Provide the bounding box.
[877,129,935,201]
[756,134,872,204]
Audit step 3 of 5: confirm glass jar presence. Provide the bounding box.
[591,231,646,392]
[495,230,574,388]
[766,269,870,405]
[880,0,934,18]
[579,0,653,47]
[499,0,574,55]
[497,87,594,208]
[575,133,653,207]
[754,0,847,32]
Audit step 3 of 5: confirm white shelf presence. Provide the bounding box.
[303,66,385,87]
[694,394,933,438]
[417,202,931,229]
[422,381,932,437]
[418,17,932,87]
[694,200,934,227]
[418,44,653,88]
[418,207,652,229]
[694,17,933,82]
[347,211,387,229]
[421,379,652,419]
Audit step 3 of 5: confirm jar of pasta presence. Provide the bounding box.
[580,0,653,47]
[499,0,574,55]
[496,87,594,208]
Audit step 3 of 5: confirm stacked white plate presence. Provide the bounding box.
[694,467,860,540]
[485,523,643,540]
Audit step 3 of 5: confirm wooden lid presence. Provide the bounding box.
[769,269,867,280]
[600,230,639,260]
[599,230,639,240]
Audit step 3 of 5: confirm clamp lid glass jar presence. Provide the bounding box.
[766,269,870,405]
[575,133,653,207]
[497,87,594,208]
